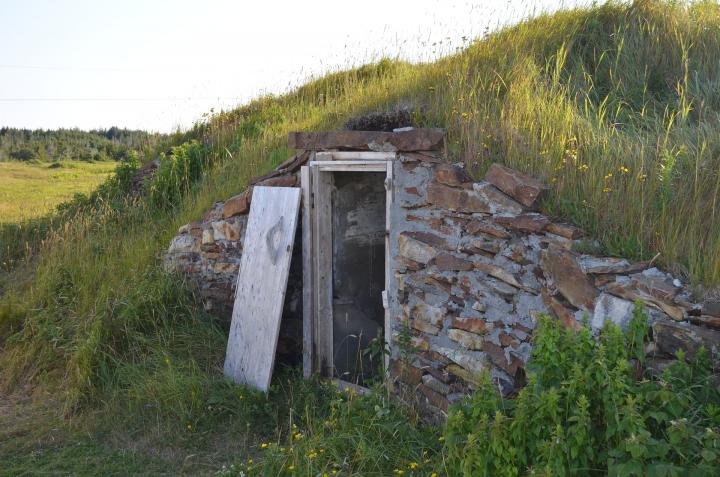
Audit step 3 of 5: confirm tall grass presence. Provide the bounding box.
[1,0,719,438]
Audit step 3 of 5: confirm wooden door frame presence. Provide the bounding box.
[301,151,395,380]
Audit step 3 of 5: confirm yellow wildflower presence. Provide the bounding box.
[260,443,269,449]
[603,187,612,193]
[409,462,419,469]
[604,173,613,180]
[619,166,630,174]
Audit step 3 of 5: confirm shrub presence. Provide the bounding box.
[148,140,212,209]
[444,306,720,476]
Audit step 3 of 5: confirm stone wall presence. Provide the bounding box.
[164,154,307,363]
[386,156,720,420]
[163,129,720,422]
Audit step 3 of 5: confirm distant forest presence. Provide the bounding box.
[0,127,164,162]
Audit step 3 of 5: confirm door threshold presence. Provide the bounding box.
[329,378,371,396]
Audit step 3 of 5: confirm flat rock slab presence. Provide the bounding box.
[653,320,720,365]
[541,246,598,310]
[484,163,548,209]
[288,128,445,151]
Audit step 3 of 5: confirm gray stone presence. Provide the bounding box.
[201,228,214,245]
[168,234,199,254]
[422,374,451,395]
[591,293,635,331]
[434,346,487,375]
[471,182,525,215]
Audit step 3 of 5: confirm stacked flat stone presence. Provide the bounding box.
[388,159,719,420]
[162,141,719,422]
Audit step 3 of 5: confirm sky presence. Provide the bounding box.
[0,0,581,133]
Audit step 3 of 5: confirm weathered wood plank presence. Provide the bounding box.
[315,151,396,161]
[384,160,394,376]
[312,168,334,376]
[310,161,388,172]
[223,186,301,391]
[301,166,314,380]
[289,129,445,152]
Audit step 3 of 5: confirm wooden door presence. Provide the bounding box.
[224,186,301,391]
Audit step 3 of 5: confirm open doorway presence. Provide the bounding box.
[332,171,386,384]
[301,153,394,386]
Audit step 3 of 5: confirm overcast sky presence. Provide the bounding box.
[0,0,580,133]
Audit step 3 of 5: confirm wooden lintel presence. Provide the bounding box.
[288,129,445,152]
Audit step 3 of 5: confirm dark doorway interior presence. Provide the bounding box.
[331,171,386,384]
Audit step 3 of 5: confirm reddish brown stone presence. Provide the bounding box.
[629,273,678,303]
[400,151,443,163]
[484,163,548,209]
[511,323,533,334]
[451,317,489,335]
[404,186,421,196]
[275,151,310,173]
[541,246,598,310]
[288,128,445,151]
[418,383,449,411]
[434,253,473,271]
[499,332,518,347]
[545,222,584,239]
[540,288,583,332]
[419,349,452,365]
[483,342,523,375]
[256,174,298,188]
[435,163,473,188]
[466,219,510,238]
[396,257,424,271]
[426,183,493,213]
[688,315,720,330]
[494,214,550,234]
[460,239,502,256]
[389,359,423,386]
[223,189,253,218]
[398,233,438,264]
[474,262,523,289]
[404,231,449,250]
[605,281,685,321]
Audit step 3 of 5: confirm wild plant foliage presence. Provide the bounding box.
[444,307,720,476]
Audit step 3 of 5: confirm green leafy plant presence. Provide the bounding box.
[444,304,720,476]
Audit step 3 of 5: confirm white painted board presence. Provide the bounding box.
[223,186,301,391]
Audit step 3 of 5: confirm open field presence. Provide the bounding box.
[0,160,116,223]
[1,1,719,475]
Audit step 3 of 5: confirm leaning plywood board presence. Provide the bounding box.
[224,186,301,391]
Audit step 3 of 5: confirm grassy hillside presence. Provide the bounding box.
[1,0,719,474]
[0,160,116,223]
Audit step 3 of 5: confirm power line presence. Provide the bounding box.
[0,97,244,102]
[0,64,184,73]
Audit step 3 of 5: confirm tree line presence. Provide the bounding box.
[0,126,164,162]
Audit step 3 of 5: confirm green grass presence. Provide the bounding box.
[0,160,116,223]
[1,0,720,475]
